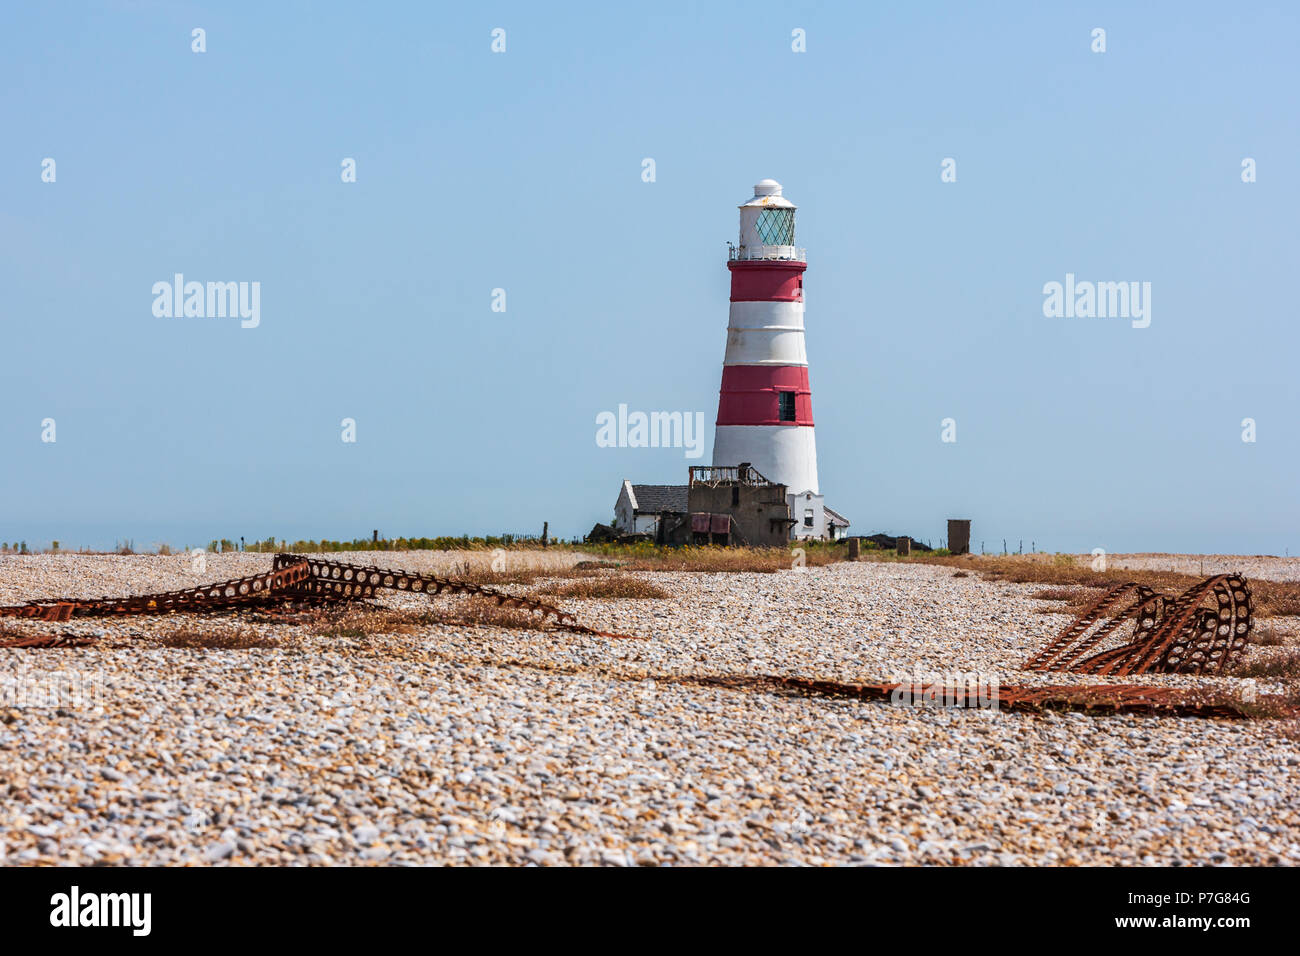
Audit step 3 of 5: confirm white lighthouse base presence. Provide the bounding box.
[712,424,819,498]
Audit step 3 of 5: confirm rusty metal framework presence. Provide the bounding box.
[695,675,1263,719]
[2,563,1278,718]
[0,633,98,648]
[0,554,634,640]
[1026,574,1253,676]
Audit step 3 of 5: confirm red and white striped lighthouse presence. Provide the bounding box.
[712,179,819,497]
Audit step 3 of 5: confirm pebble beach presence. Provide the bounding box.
[1,551,1296,866]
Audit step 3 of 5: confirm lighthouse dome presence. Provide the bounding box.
[741,179,795,209]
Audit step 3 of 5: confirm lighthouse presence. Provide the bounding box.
[608,179,848,544]
[713,180,830,536]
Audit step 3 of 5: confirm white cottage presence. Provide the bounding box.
[613,480,688,538]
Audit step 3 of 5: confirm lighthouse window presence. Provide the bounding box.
[755,208,795,246]
[778,391,796,422]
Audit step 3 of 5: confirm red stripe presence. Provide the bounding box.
[728,260,806,302]
[715,365,814,426]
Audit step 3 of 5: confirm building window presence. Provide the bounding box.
[732,486,740,507]
[778,391,796,422]
[804,509,814,528]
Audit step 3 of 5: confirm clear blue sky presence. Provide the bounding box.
[2,2,1296,554]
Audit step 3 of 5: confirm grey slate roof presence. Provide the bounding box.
[824,506,851,527]
[631,484,688,514]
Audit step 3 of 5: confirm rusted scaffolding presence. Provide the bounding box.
[1026,574,1253,676]
[0,554,634,640]
[1,562,1279,718]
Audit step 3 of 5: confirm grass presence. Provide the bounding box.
[445,561,549,587]
[1028,586,1101,615]
[1250,622,1290,646]
[1260,591,1300,617]
[885,553,1300,619]
[298,546,1300,614]
[385,600,549,632]
[616,543,849,574]
[1031,586,1079,602]
[1229,649,1300,681]
[296,600,553,638]
[154,629,280,649]
[1230,649,1300,732]
[441,560,617,588]
[536,577,670,600]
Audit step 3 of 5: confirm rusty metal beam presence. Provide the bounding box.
[0,555,635,640]
[1026,574,1253,676]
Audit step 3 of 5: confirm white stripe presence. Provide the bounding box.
[728,300,804,331]
[711,425,819,496]
[722,328,807,366]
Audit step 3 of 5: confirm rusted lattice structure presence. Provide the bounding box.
[0,554,634,640]
[1026,574,1253,676]
[1,563,1275,718]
